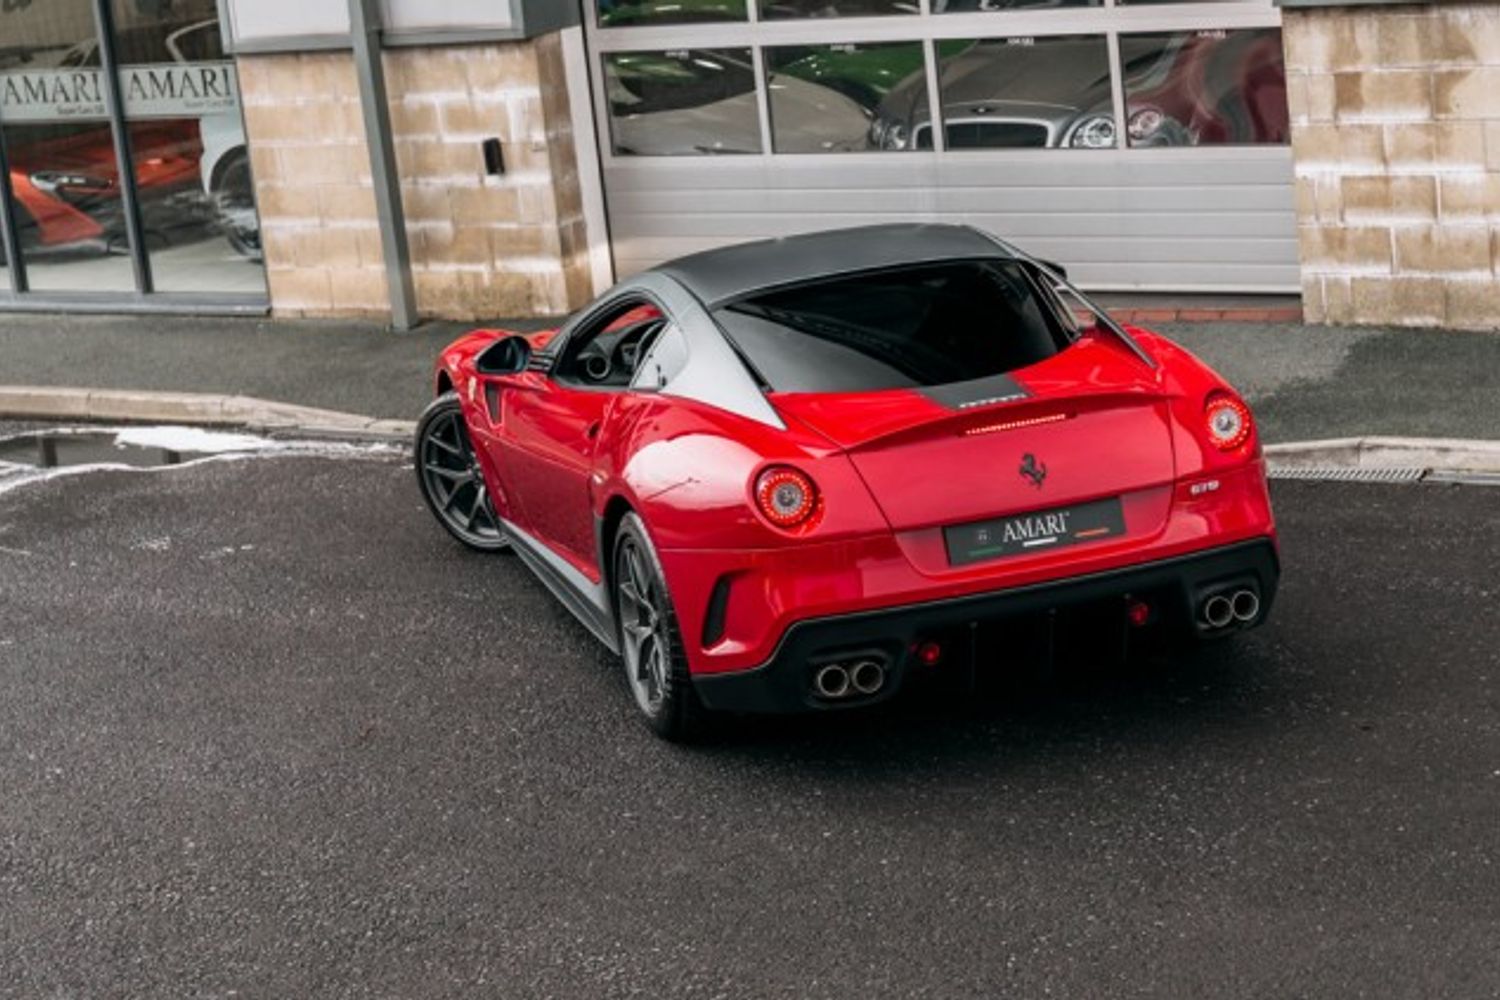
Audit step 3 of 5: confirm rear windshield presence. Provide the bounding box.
[712,260,1071,393]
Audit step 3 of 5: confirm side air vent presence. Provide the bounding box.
[701,575,732,647]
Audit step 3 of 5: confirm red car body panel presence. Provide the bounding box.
[426,227,1278,715]
[435,328,1275,679]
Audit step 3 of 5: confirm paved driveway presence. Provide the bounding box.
[1,452,1496,997]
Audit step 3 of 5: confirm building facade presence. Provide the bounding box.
[0,0,1495,328]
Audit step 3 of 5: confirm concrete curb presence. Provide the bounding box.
[5,385,1497,475]
[1265,437,1500,475]
[0,386,416,443]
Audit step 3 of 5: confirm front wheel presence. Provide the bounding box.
[614,513,707,741]
[414,392,508,552]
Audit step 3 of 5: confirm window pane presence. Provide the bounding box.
[934,0,1100,10]
[109,3,267,295]
[767,42,926,153]
[927,36,1115,150]
[0,0,135,292]
[1120,29,1289,146]
[714,261,1068,393]
[762,1,919,18]
[605,50,762,156]
[598,0,748,27]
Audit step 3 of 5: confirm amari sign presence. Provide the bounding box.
[0,62,239,123]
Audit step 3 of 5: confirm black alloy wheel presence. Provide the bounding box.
[414,392,508,552]
[613,512,706,741]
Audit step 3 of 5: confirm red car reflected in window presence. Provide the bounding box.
[6,121,203,256]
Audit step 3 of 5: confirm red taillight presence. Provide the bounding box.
[1204,394,1253,451]
[754,466,819,529]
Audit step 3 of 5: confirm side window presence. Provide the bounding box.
[555,299,670,390]
[631,322,689,391]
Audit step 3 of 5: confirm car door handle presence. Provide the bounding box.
[585,421,601,440]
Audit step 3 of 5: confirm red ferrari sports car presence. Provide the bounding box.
[416,225,1278,740]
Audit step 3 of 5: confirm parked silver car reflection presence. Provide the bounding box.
[871,37,1127,151]
[606,50,871,155]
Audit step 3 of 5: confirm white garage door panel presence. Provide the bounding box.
[602,148,1297,292]
[619,212,1297,244]
[602,155,1293,193]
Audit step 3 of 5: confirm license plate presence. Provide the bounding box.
[944,497,1126,567]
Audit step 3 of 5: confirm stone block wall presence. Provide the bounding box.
[237,36,592,321]
[1285,2,1500,330]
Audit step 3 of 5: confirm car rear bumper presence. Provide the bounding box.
[692,537,1278,715]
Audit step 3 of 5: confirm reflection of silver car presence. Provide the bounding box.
[872,38,1121,150]
[933,0,1097,9]
[608,51,871,155]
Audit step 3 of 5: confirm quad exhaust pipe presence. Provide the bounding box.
[813,663,851,700]
[1201,587,1260,630]
[850,660,886,696]
[813,658,888,701]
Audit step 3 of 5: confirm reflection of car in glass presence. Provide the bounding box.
[2,18,256,262]
[607,50,870,155]
[597,0,746,26]
[872,32,1285,151]
[771,43,926,113]
[872,38,1122,151]
[416,224,1277,741]
[4,123,205,261]
[1121,31,1288,147]
[762,0,920,16]
[933,0,1099,9]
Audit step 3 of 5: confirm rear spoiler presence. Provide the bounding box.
[968,228,1159,371]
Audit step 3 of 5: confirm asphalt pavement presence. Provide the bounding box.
[1,313,1498,444]
[1,449,1497,997]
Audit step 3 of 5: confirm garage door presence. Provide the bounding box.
[582,0,1297,294]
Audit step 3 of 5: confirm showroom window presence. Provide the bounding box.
[762,1,920,18]
[0,0,265,305]
[1119,29,1289,146]
[598,1,750,28]
[934,36,1116,150]
[766,42,925,153]
[604,49,763,155]
[589,0,1289,157]
[934,0,1101,9]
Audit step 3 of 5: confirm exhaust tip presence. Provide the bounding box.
[813,663,851,700]
[1231,588,1260,623]
[1202,594,1234,629]
[849,660,886,697]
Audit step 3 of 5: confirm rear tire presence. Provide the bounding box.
[414,392,509,553]
[613,512,707,742]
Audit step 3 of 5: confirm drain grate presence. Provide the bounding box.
[1269,465,1426,484]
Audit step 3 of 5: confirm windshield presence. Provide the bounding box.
[712,260,1071,393]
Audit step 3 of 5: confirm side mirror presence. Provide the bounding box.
[475,334,531,375]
